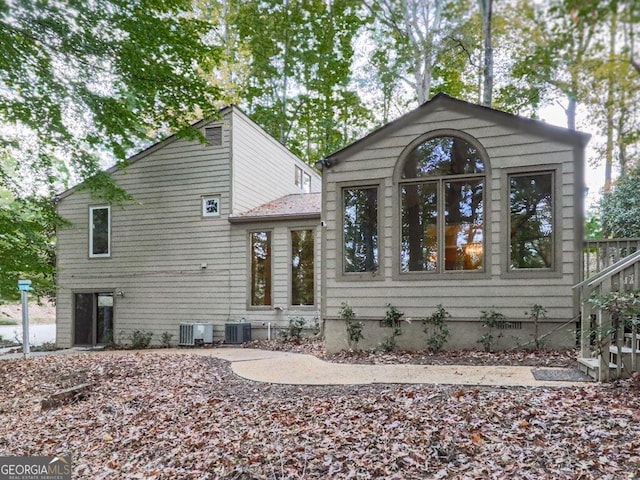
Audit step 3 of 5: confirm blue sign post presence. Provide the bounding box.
[18,280,32,356]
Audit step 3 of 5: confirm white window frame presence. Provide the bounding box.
[202,195,221,217]
[89,205,111,258]
[302,171,311,193]
[295,165,303,188]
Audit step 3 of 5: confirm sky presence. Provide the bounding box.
[538,104,604,212]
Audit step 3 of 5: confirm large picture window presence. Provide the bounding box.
[291,230,314,306]
[343,187,378,273]
[250,231,272,306]
[89,206,110,258]
[400,135,485,273]
[509,172,554,269]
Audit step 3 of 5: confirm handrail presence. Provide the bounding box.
[574,249,640,290]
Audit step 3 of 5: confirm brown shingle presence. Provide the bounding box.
[230,193,321,223]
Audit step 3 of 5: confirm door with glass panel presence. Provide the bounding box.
[73,292,114,346]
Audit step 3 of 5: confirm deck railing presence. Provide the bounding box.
[576,239,640,381]
[584,238,640,279]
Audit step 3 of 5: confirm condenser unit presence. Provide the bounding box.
[225,323,251,344]
[179,323,214,346]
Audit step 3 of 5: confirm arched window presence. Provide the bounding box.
[399,134,486,272]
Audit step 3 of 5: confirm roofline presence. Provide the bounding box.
[228,212,321,224]
[54,106,234,201]
[316,93,591,169]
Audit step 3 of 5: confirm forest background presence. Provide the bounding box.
[0,0,638,300]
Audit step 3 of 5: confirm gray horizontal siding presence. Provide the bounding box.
[322,106,582,334]
[231,109,321,215]
[56,111,321,348]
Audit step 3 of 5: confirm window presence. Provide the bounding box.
[89,206,110,258]
[343,186,378,273]
[295,166,311,193]
[509,172,554,269]
[205,126,222,146]
[202,196,220,217]
[250,231,272,306]
[399,134,485,273]
[291,230,314,305]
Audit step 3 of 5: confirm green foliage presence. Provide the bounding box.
[0,0,222,299]
[161,332,174,348]
[280,316,306,343]
[224,0,370,163]
[423,305,450,353]
[380,304,403,352]
[340,302,364,350]
[382,304,404,328]
[129,330,153,349]
[525,304,547,351]
[0,195,64,301]
[600,168,640,237]
[478,308,507,352]
[585,209,603,239]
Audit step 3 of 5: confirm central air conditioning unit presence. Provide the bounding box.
[179,323,214,346]
[225,323,251,344]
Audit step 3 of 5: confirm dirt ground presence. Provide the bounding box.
[0,300,55,325]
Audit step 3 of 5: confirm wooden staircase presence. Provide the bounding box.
[574,248,640,382]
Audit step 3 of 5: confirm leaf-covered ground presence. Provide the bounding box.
[0,353,639,479]
[246,339,579,368]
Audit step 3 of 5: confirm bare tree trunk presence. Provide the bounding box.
[604,3,618,193]
[479,0,493,107]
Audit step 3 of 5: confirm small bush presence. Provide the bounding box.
[340,302,364,349]
[478,309,507,352]
[423,304,450,352]
[161,331,174,348]
[380,304,403,352]
[525,304,547,351]
[129,329,153,349]
[280,317,305,343]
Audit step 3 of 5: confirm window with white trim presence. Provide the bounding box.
[89,206,111,258]
[295,165,311,193]
[202,196,220,217]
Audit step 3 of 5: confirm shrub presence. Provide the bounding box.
[129,329,153,349]
[280,316,305,343]
[160,331,174,348]
[525,304,547,351]
[340,302,363,350]
[380,304,403,352]
[423,304,450,352]
[478,309,507,352]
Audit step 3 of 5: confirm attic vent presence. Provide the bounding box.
[496,321,523,330]
[205,126,222,146]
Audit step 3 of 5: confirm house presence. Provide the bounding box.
[316,94,590,353]
[55,106,321,348]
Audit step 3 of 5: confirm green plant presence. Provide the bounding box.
[380,304,404,352]
[340,302,363,349]
[525,304,547,351]
[280,316,305,343]
[161,331,174,348]
[129,329,153,349]
[478,309,507,352]
[423,304,450,352]
[588,290,640,355]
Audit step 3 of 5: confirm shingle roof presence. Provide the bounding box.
[229,193,321,223]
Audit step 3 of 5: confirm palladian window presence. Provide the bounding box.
[400,135,485,273]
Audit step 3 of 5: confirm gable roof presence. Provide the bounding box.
[316,93,591,169]
[228,193,321,224]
